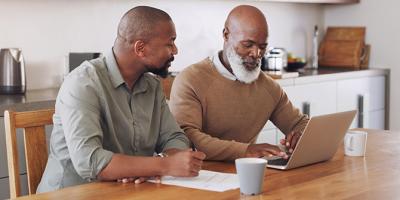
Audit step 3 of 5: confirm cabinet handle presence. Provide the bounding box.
[357,95,364,128]
[302,102,311,116]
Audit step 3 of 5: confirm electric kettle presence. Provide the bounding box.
[0,48,26,94]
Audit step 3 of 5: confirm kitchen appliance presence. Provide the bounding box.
[0,48,26,94]
[263,47,287,71]
[64,52,102,78]
[68,52,102,72]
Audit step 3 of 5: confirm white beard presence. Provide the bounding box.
[226,45,261,84]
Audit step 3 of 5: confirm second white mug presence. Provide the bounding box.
[344,130,368,156]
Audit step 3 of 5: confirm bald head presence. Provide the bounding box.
[116,6,172,44]
[225,5,268,38]
[220,5,269,83]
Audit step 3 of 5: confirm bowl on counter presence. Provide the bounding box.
[285,62,307,71]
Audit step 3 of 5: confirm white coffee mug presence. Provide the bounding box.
[235,158,267,195]
[344,130,368,156]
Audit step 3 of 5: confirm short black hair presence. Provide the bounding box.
[117,6,172,43]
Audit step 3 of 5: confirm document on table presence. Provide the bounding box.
[148,170,239,192]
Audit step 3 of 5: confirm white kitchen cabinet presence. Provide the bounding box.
[263,120,277,130]
[256,127,277,145]
[283,81,337,117]
[259,81,336,144]
[0,117,27,178]
[0,118,6,178]
[258,71,388,145]
[276,129,286,145]
[337,75,386,129]
[368,109,385,130]
[0,174,28,199]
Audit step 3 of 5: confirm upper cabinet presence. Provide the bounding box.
[257,0,359,4]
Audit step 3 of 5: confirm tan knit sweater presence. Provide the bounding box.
[169,58,309,161]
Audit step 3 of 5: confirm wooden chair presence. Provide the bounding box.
[4,108,55,198]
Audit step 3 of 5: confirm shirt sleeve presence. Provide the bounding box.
[57,72,113,181]
[155,81,191,153]
[169,72,249,161]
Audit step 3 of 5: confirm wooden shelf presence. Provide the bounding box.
[255,0,359,4]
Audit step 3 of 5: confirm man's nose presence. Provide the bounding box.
[172,43,178,55]
[249,47,263,58]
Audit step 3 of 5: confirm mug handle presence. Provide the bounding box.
[345,135,354,151]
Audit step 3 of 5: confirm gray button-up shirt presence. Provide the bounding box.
[37,49,190,193]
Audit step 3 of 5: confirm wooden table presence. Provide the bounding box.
[13,129,400,200]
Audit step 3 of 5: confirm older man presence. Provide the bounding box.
[169,5,309,161]
[37,6,205,193]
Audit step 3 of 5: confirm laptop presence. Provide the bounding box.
[266,110,357,170]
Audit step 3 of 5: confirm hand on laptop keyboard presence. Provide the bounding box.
[262,144,291,160]
[280,131,302,153]
[246,143,289,159]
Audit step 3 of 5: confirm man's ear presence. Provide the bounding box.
[133,40,146,57]
[223,27,229,42]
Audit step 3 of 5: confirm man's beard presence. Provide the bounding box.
[148,56,174,78]
[226,45,261,84]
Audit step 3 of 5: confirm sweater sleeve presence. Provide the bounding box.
[268,80,309,135]
[169,68,249,161]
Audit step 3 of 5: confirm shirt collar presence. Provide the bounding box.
[210,51,237,81]
[106,48,125,88]
[132,74,149,95]
[106,48,149,94]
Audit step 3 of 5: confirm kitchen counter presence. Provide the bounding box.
[298,67,387,78]
[0,88,59,117]
[0,67,390,117]
[273,67,389,86]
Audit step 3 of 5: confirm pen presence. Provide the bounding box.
[191,142,197,152]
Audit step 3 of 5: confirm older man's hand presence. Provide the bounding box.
[280,131,302,153]
[245,143,288,159]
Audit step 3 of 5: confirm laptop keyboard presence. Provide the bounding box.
[263,144,292,166]
[267,157,289,166]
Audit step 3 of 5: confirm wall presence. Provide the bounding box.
[0,0,323,89]
[323,0,399,130]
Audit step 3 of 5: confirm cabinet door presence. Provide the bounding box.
[256,128,277,145]
[263,120,277,130]
[369,110,385,130]
[276,129,286,145]
[0,174,28,199]
[0,117,27,177]
[337,76,385,128]
[283,81,337,117]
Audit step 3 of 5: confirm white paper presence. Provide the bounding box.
[148,170,239,192]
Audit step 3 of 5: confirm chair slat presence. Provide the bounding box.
[4,110,22,199]
[24,126,49,194]
[14,109,54,128]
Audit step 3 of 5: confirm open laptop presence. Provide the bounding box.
[266,110,357,170]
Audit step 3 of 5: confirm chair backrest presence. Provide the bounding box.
[4,108,55,198]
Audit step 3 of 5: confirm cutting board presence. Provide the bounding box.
[324,27,365,41]
[319,27,366,68]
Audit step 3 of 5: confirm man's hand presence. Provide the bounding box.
[245,143,288,159]
[164,149,206,177]
[280,131,302,153]
[117,176,161,184]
